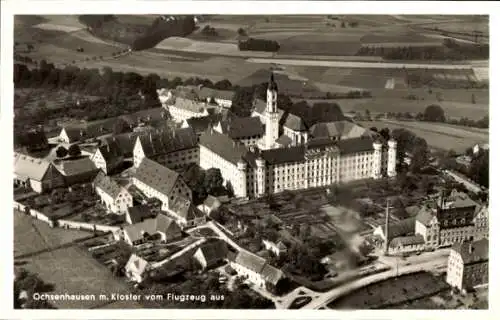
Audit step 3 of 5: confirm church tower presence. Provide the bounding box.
[264,73,280,150]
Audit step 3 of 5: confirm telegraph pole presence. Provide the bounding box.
[383,198,393,255]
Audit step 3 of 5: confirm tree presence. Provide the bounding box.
[423,104,445,122]
[365,109,371,120]
[464,147,474,157]
[379,128,390,141]
[204,168,224,195]
[113,118,131,134]
[237,28,247,36]
[409,141,429,173]
[469,150,489,188]
[55,146,68,158]
[213,79,232,90]
[67,144,81,157]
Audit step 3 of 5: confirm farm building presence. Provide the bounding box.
[118,214,182,246]
[124,254,150,283]
[373,217,416,242]
[125,205,156,225]
[181,113,225,136]
[133,127,199,170]
[167,195,206,228]
[197,195,222,216]
[262,239,287,257]
[446,238,488,292]
[388,235,426,255]
[213,116,265,147]
[192,240,228,270]
[229,250,284,289]
[90,141,124,175]
[14,153,65,193]
[162,93,215,123]
[177,85,235,109]
[132,158,192,211]
[52,157,100,186]
[93,172,133,214]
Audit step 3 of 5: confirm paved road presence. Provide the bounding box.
[247,58,474,70]
[302,252,449,309]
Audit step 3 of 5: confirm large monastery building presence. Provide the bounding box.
[198,74,397,198]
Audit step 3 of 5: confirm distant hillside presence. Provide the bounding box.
[78,15,196,50]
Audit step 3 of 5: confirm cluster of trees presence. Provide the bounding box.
[356,40,489,61]
[79,15,196,51]
[442,148,489,189]
[230,81,344,122]
[131,16,196,51]
[238,38,280,52]
[237,27,247,37]
[14,269,55,309]
[200,25,219,37]
[14,62,160,127]
[13,60,237,130]
[181,164,227,205]
[55,144,82,158]
[285,101,344,127]
[423,104,446,122]
[14,54,35,64]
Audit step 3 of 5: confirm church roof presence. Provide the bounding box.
[268,73,278,91]
[218,117,264,139]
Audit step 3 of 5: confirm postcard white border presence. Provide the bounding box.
[1,1,498,319]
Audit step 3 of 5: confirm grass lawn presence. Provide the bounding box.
[329,272,449,309]
[360,120,488,152]
[21,245,138,308]
[14,211,92,257]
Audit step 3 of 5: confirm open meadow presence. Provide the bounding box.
[359,120,488,152]
[14,211,92,257]
[20,245,141,308]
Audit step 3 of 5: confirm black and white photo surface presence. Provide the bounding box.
[8,6,490,313]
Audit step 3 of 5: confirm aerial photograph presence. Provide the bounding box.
[12,13,488,310]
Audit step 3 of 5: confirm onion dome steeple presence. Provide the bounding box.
[268,72,278,91]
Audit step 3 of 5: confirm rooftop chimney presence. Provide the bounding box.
[469,242,474,254]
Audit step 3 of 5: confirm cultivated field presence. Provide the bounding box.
[14,211,92,257]
[20,245,140,308]
[359,120,489,152]
[329,272,450,309]
[348,97,488,120]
